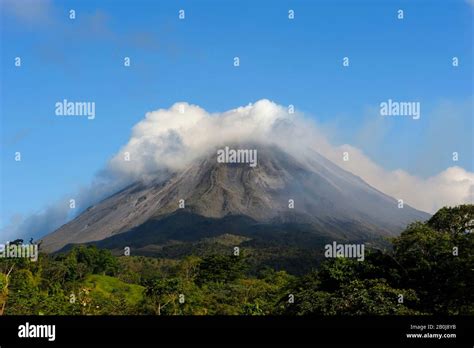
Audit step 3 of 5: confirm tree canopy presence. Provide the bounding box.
[1,205,472,315]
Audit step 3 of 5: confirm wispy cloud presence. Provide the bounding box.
[2,0,55,26]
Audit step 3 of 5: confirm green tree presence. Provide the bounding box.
[196,254,247,285]
[427,204,474,236]
[0,264,14,315]
[393,205,474,314]
[143,278,182,315]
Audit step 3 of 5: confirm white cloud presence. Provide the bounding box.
[106,100,294,180]
[107,99,473,213]
[326,145,474,213]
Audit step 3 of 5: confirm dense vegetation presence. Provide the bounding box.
[0,205,472,315]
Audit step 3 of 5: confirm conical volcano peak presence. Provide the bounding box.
[41,144,429,252]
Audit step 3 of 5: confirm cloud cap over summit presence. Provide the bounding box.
[107,99,473,213]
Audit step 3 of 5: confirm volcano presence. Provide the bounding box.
[41,144,430,253]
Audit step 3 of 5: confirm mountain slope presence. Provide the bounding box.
[42,144,430,252]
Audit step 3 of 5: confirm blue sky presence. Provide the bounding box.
[0,0,473,234]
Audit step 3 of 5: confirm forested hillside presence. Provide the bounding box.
[1,205,472,316]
